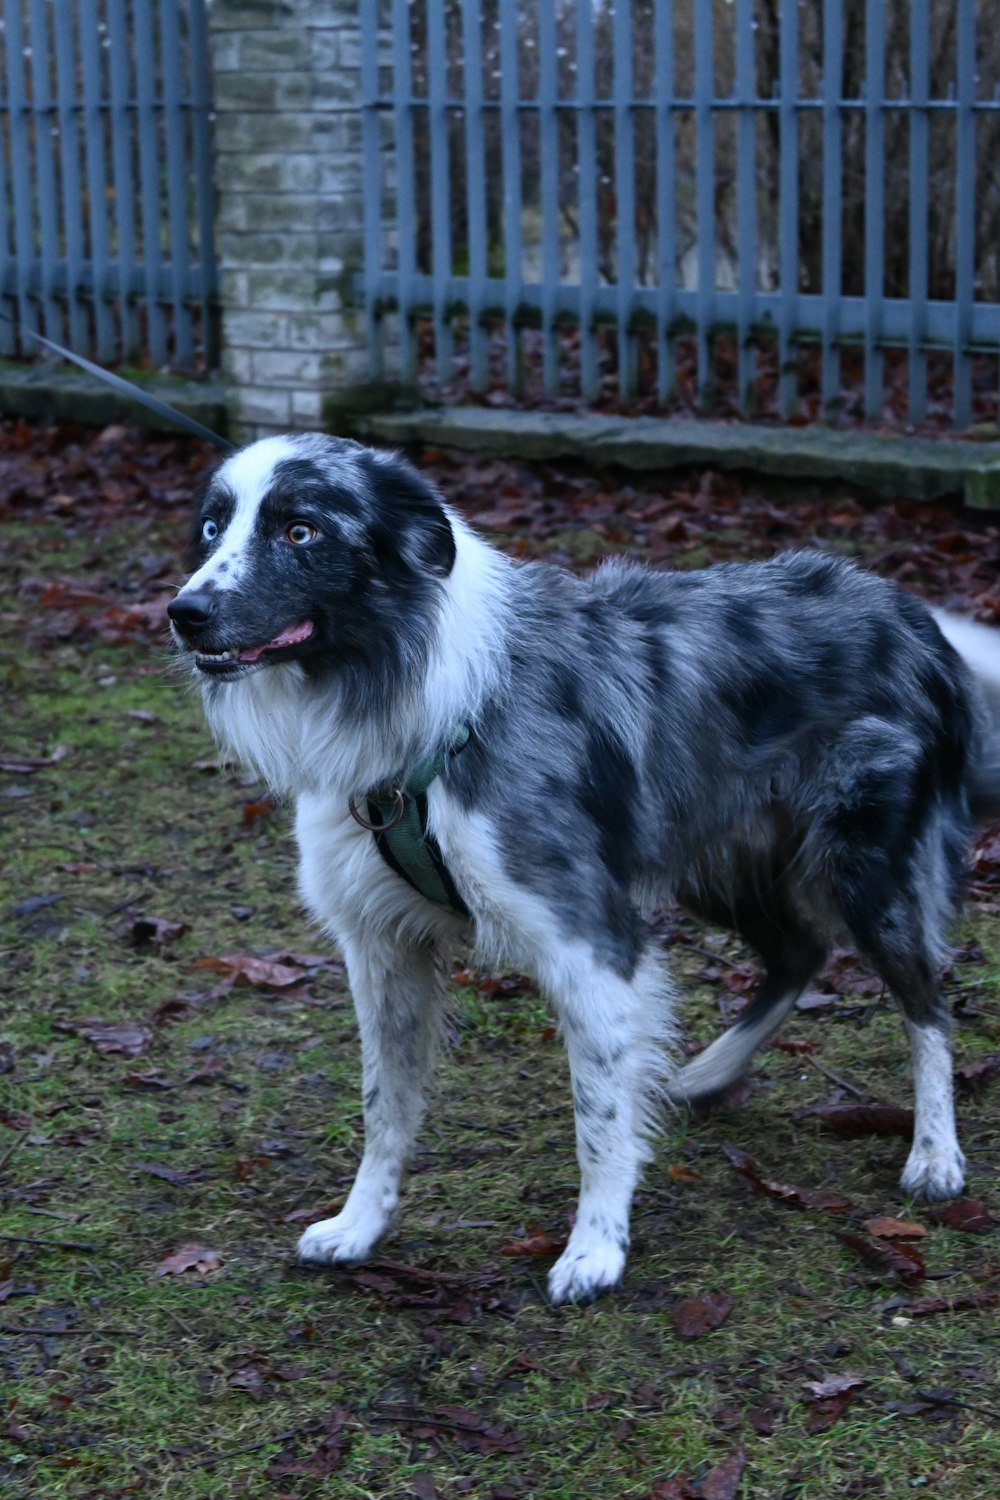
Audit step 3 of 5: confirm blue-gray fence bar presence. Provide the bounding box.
[427,0,453,384]
[538,0,559,398]
[4,0,36,342]
[390,0,417,383]
[460,0,487,392]
[735,0,755,414]
[27,0,61,343]
[499,0,523,396]
[361,0,1000,430]
[694,0,714,407]
[820,0,843,418]
[361,1,383,382]
[954,0,976,428]
[107,0,140,361]
[909,0,930,425]
[576,0,599,403]
[80,0,115,360]
[57,2,87,356]
[653,0,675,406]
[613,0,635,399]
[159,0,193,366]
[864,0,885,420]
[778,0,798,419]
[0,0,217,371]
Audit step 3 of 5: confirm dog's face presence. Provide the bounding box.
[168,434,455,683]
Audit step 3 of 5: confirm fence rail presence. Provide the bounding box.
[0,0,217,371]
[361,0,1000,428]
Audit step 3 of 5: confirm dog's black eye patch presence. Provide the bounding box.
[191,484,235,555]
[261,459,367,534]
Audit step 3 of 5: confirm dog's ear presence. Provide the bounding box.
[366,457,456,579]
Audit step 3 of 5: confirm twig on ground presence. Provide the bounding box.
[0,1130,28,1175]
[0,1233,101,1252]
[800,1052,870,1099]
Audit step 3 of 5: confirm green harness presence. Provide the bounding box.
[351,725,471,917]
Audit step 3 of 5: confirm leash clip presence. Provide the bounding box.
[349,787,405,833]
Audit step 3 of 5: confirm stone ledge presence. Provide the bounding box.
[0,362,230,439]
[344,406,1000,511]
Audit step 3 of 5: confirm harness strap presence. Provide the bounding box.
[363,725,471,917]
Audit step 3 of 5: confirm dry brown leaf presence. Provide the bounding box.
[863,1216,927,1240]
[722,1142,852,1212]
[673,1292,735,1338]
[155,1243,221,1277]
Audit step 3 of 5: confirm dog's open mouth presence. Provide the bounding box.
[195,619,315,675]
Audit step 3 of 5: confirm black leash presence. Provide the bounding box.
[0,312,234,453]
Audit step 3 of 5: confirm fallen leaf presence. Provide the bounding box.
[124,914,189,950]
[796,1103,914,1137]
[929,1198,993,1234]
[863,1216,926,1240]
[155,1244,221,1277]
[267,1406,352,1478]
[955,1052,1000,1094]
[802,1372,865,1431]
[837,1232,926,1285]
[673,1292,734,1338]
[241,797,275,824]
[282,1202,339,1224]
[55,1017,153,1057]
[193,953,311,990]
[700,1447,746,1500]
[667,1162,702,1181]
[500,1226,567,1257]
[905,1288,999,1317]
[132,1160,204,1186]
[722,1142,852,1211]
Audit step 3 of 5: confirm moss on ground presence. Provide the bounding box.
[2,457,1000,1499]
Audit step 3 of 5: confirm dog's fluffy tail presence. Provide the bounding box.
[932,608,1000,823]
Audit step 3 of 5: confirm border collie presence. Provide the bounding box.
[168,434,1000,1304]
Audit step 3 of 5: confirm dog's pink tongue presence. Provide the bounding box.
[238,619,314,663]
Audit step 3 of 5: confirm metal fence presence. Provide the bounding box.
[0,0,217,372]
[361,0,1000,428]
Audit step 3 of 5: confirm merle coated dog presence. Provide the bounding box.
[167,434,1000,1303]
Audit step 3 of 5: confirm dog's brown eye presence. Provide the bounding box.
[285,521,317,546]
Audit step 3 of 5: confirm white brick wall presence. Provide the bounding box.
[208,0,370,440]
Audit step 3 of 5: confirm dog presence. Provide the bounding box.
[167,433,1000,1304]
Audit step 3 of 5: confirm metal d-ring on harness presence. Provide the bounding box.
[349,725,472,917]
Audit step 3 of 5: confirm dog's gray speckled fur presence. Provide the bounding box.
[168,434,1000,1303]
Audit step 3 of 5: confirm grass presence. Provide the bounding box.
[2,463,1000,1498]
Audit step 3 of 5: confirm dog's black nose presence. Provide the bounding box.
[167,589,217,632]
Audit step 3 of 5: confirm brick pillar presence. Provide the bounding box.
[208,0,368,439]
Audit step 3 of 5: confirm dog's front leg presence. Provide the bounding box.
[297,934,445,1266]
[545,948,674,1304]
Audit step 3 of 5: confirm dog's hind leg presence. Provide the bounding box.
[542,944,676,1305]
[836,864,965,1202]
[297,932,446,1265]
[672,893,826,1105]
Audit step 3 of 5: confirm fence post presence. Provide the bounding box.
[207,0,370,439]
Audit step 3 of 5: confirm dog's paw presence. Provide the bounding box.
[296,1211,385,1266]
[547,1236,627,1305]
[900,1141,967,1203]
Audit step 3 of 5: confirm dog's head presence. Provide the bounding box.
[168,434,456,684]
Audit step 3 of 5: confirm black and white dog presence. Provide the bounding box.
[168,433,1000,1303]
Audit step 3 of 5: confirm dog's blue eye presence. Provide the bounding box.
[202,519,218,543]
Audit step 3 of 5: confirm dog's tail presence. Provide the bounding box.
[932,608,1000,823]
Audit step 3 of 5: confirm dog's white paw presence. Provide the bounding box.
[900,1142,967,1203]
[296,1211,386,1266]
[547,1235,627,1305]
